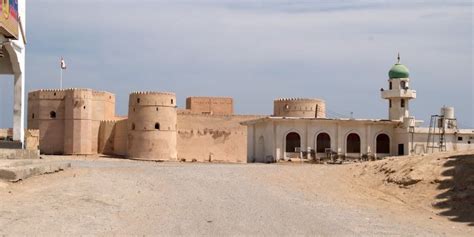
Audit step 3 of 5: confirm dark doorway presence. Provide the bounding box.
[286,132,301,153]
[317,133,331,153]
[346,133,361,153]
[398,144,405,156]
[376,134,390,154]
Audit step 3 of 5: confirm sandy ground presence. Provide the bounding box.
[0,154,473,236]
[349,150,474,228]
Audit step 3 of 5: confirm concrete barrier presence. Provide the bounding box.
[0,160,71,182]
[0,148,40,159]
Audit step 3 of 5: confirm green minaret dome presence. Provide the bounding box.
[389,54,410,78]
[389,63,410,79]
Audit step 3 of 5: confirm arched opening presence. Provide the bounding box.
[155,123,160,130]
[256,136,265,161]
[286,132,301,153]
[316,133,331,153]
[376,134,390,154]
[49,111,56,119]
[346,133,361,153]
[131,123,136,130]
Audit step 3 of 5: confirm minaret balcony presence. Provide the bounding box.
[381,89,416,99]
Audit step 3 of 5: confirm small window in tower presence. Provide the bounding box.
[83,106,86,110]
[156,107,159,111]
[137,98,140,104]
[131,123,136,130]
[32,113,35,119]
[401,99,405,108]
[50,111,57,119]
[54,93,57,96]
[171,99,174,105]
[155,123,160,130]
[401,81,407,89]
[458,137,463,141]
[389,100,392,108]
[389,82,392,90]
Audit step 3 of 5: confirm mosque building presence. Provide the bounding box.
[242,56,474,163]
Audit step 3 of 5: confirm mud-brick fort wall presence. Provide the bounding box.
[28,89,116,155]
[185,97,234,116]
[273,98,326,118]
[176,112,262,163]
[98,118,128,156]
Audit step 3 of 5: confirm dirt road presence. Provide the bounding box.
[0,157,472,236]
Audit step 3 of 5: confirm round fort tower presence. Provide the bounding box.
[127,91,177,161]
[273,98,326,118]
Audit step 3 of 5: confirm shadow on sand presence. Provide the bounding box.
[433,154,474,226]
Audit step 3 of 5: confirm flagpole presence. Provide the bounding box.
[60,67,63,89]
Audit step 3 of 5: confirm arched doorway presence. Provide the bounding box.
[346,133,361,153]
[316,133,331,153]
[256,136,265,161]
[286,132,301,153]
[376,134,390,154]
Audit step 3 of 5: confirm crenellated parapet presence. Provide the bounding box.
[185,96,234,115]
[273,98,326,118]
[129,91,176,107]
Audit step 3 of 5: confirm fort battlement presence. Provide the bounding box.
[129,91,176,107]
[185,96,234,116]
[275,98,325,102]
[130,91,176,96]
[29,88,115,102]
[92,91,115,103]
[274,98,326,118]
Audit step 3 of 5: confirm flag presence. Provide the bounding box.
[60,57,67,70]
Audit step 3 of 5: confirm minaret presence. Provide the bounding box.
[381,54,417,121]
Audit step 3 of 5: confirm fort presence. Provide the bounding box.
[20,57,474,163]
[26,88,260,163]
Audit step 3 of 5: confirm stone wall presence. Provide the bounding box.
[177,114,262,163]
[25,129,39,151]
[98,118,128,157]
[0,129,12,140]
[185,97,234,115]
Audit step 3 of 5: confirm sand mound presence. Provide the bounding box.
[351,150,474,226]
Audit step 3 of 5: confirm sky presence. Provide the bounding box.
[0,0,473,128]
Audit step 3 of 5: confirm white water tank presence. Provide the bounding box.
[441,106,455,119]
